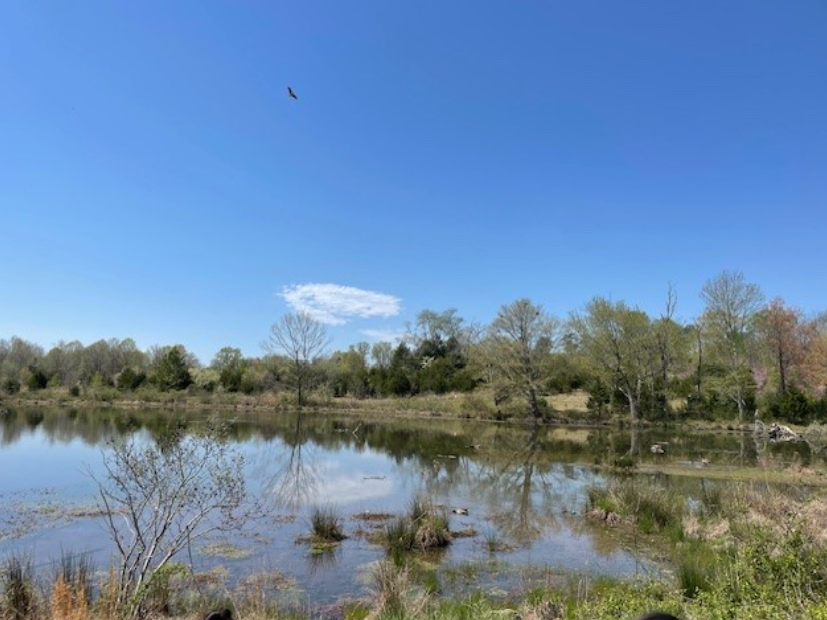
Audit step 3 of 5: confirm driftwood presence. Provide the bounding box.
[754,421,800,442]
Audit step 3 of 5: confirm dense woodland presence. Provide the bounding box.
[3,270,827,424]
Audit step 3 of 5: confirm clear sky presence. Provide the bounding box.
[2,1,826,363]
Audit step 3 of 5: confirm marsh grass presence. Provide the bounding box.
[587,479,685,534]
[383,496,452,558]
[675,541,719,598]
[368,561,430,619]
[1,553,36,620]
[482,528,509,553]
[309,506,346,543]
[50,552,92,620]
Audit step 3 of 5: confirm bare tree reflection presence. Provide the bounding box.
[254,413,323,512]
[474,425,565,546]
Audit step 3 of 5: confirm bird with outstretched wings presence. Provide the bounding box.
[287,86,298,100]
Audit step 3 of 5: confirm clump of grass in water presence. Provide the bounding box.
[1,553,36,620]
[385,517,417,561]
[407,495,429,524]
[309,505,347,543]
[383,496,451,557]
[586,486,617,514]
[587,480,685,534]
[483,527,512,553]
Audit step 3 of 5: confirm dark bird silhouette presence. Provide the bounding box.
[204,609,233,620]
[287,86,298,100]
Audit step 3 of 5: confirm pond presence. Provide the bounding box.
[0,406,820,608]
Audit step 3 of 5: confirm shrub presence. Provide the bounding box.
[1,378,21,395]
[25,367,49,391]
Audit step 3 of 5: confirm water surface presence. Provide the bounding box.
[0,406,817,605]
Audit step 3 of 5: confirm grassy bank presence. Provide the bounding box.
[0,387,594,423]
[6,531,827,620]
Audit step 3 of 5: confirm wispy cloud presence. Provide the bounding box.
[280,283,402,326]
[360,328,407,343]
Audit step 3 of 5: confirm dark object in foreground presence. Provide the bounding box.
[636,613,681,620]
[204,609,233,620]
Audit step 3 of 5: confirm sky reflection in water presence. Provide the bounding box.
[1,407,814,604]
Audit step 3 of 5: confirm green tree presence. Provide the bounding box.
[151,346,193,391]
[700,270,764,421]
[570,298,655,423]
[117,367,146,391]
[210,347,247,392]
[486,298,559,419]
[24,365,48,391]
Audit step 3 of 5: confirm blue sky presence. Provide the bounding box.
[1,1,826,363]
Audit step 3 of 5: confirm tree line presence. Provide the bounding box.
[2,270,826,424]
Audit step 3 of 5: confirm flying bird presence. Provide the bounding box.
[287,86,298,100]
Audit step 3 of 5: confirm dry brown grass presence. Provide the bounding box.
[94,567,120,620]
[50,576,87,620]
[547,391,590,413]
[367,561,430,620]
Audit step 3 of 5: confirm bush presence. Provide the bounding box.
[1,378,21,395]
[117,367,146,391]
[765,387,816,425]
[25,367,48,391]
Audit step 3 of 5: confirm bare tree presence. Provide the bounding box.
[264,312,330,406]
[89,423,251,617]
[371,341,393,370]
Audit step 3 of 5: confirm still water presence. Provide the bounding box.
[0,406,817,606]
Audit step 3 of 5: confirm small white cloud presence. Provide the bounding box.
[281,283,402,326]
[360,328,407,343]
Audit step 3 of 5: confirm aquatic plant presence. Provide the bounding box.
[382,496,451,556]
[309,505,347,543]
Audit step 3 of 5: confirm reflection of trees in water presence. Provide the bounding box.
[469,425,570,546]
[251,413,323,512]
[4,405,824,484]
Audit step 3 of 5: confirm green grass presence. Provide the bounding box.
[675,541,719,598]
[587,479,685,535]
